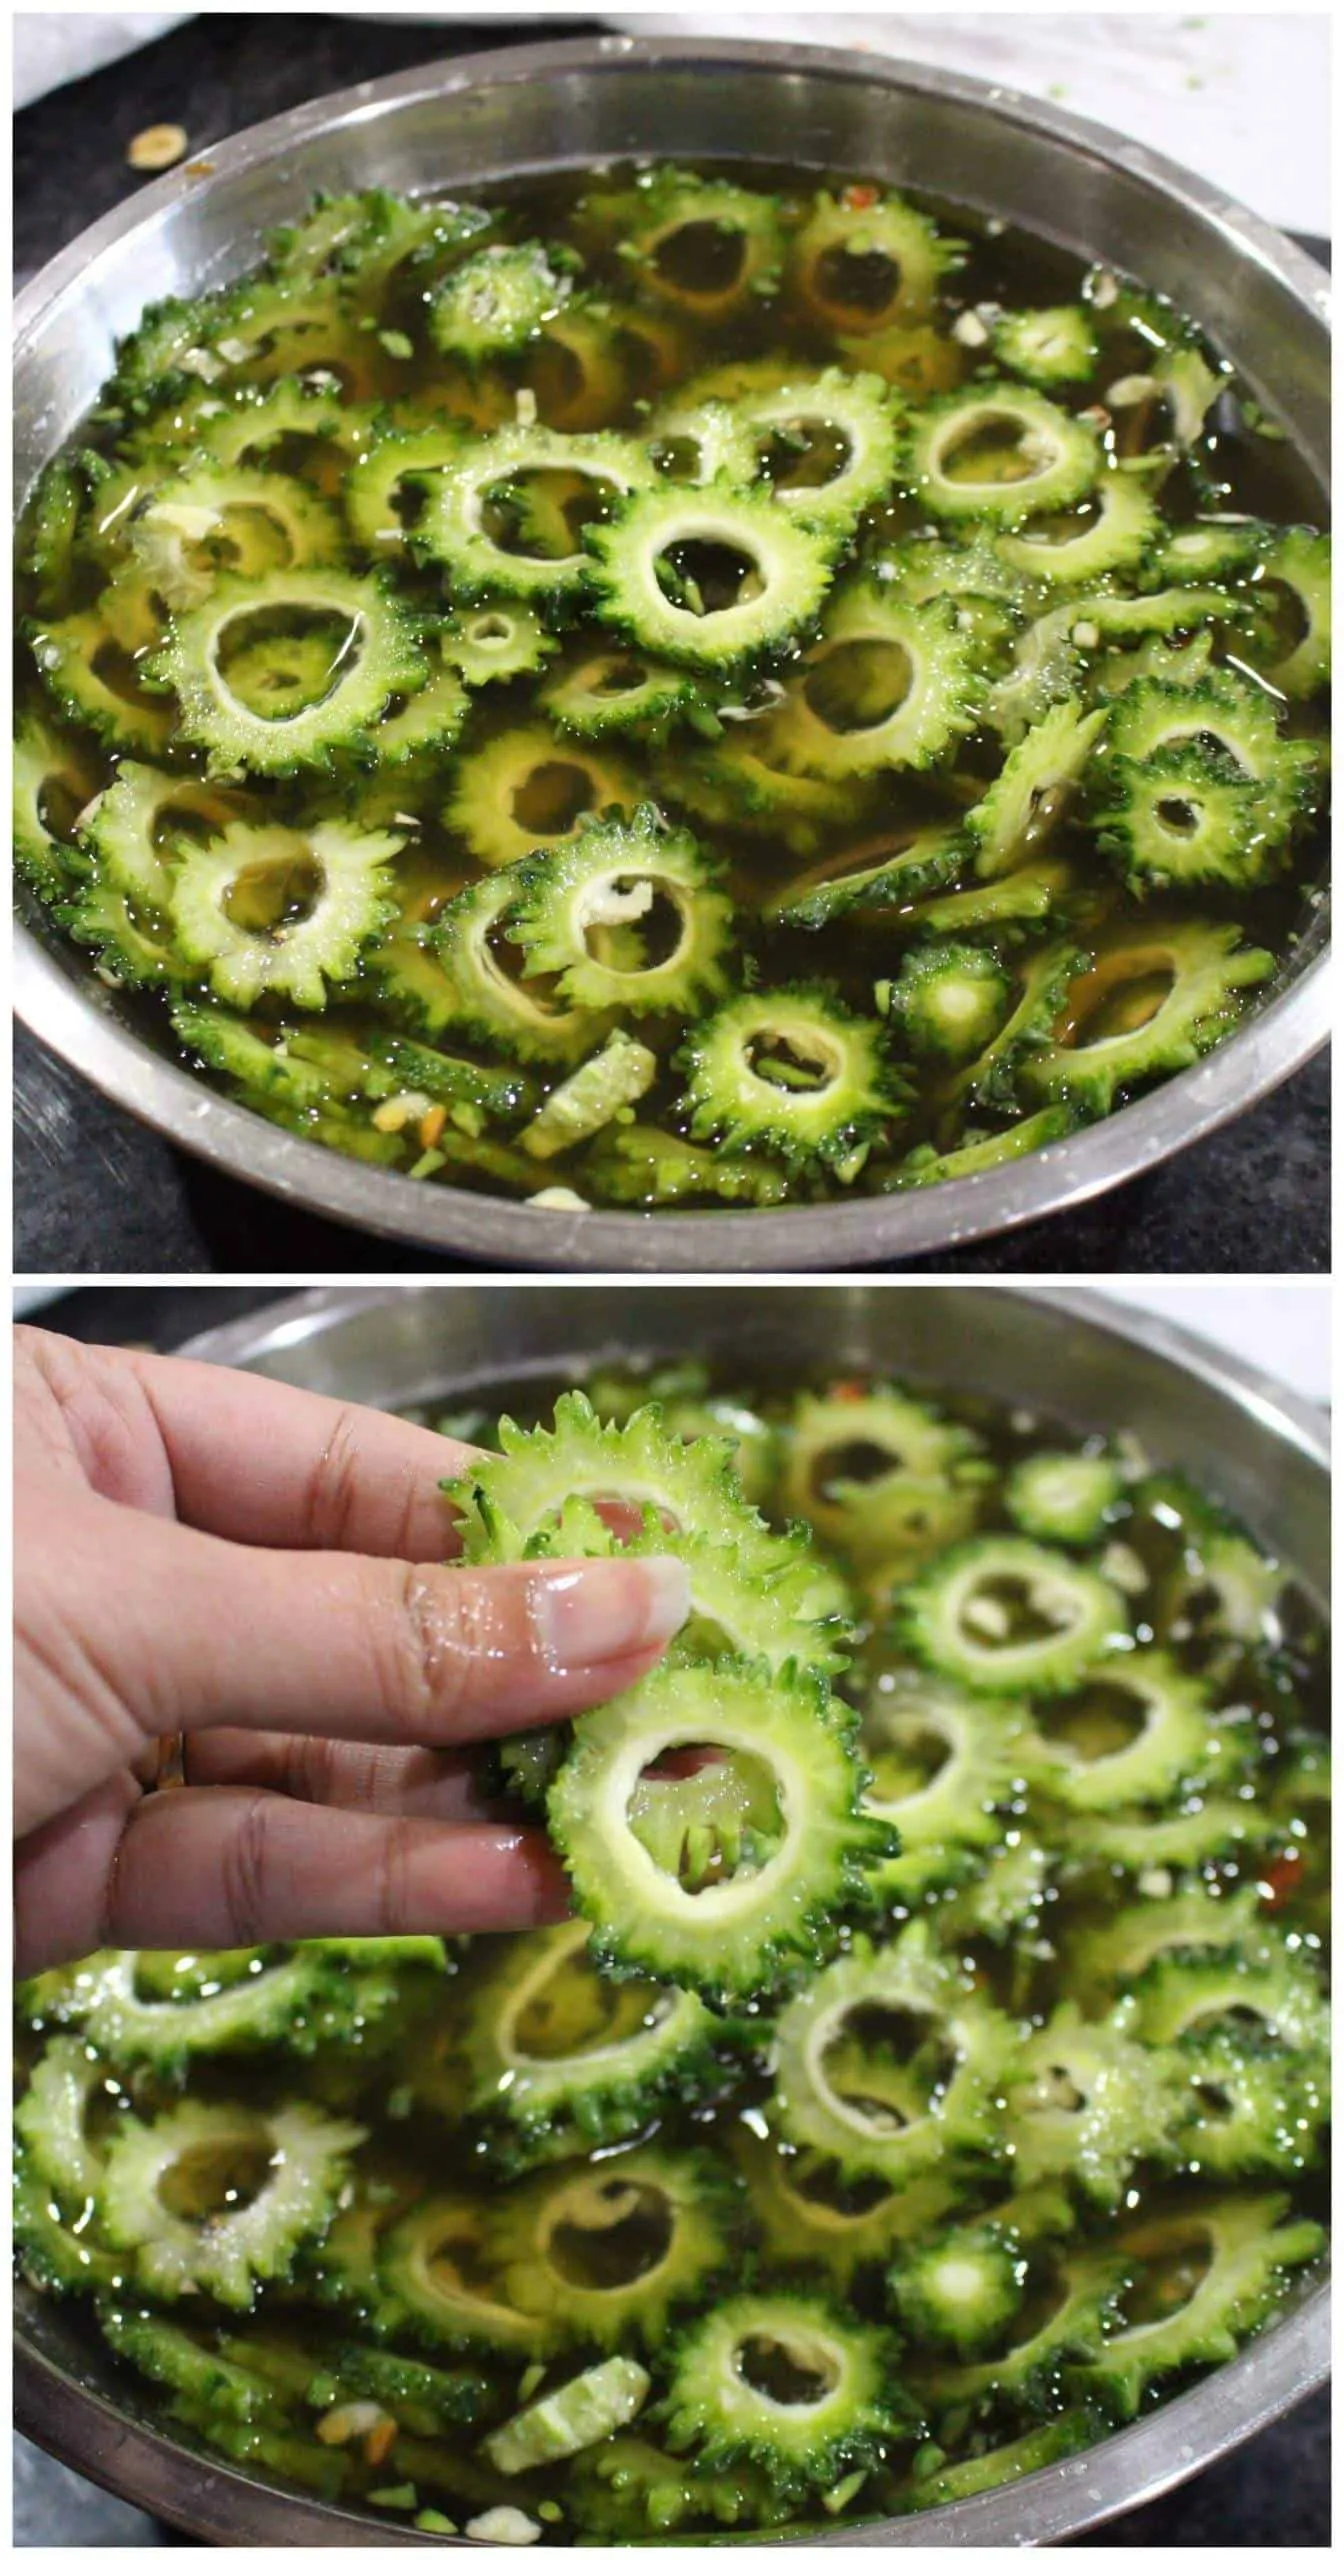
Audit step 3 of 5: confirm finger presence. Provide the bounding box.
[22,1328,480,1558]
[20,1492,689,1762]
[15,1783,570,1970]
[184,1728,493,1822]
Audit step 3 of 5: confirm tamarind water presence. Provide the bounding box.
[15,1359,1329,2539]
[14,163,1330,1209]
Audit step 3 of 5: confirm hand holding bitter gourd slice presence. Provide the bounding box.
[507,804,735,1015]
[661,2291,914,2490]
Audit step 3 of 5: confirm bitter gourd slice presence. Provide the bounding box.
[922,2234,1129,2413]
[1065,1793,1279,1874]
[169,818,401,1008]
[1022,922,1275,1116]
[1004,2005,1189,2205]
[567,2433,796,2537]
[415,423,653,602]
[1092,752,1298,893]
[994,469,1160,586]
[14,2036,110,2208]
[966,700,1109,878]
[583,1124,793,1208]
[541,644,703,741]
[494,2145,739,2346]
[29,608,177,758]
[902,1535,1129,1696]
[427,872,607,1065]
[18,453,86,613]
[730,368,900,533]
[99,2304,284,2425]
[648,395,757,489]
[127,464,343,609]
[520,1032,657,1158]
[733,2127,970,2283]
[889,1107,1077,1188]
[1246,524,1331,700]
[23,1947,390,2068]
[1004,1447,1123,1546]
[439,597,555,687]
[1087,2192,1324,2419]
[1177,2029,1328,2178]
[768,1924,1017,2186]
[507,804,734,1015]
[365,638,470,766]
[903,858,1078,944]
[1025,1650,1239,1812]
[13,2160,128,2297]
[344,421,468,555]
[377,2191,548,2358]
[888,2223,1026,2357]
[768,582,985,778]
[547,1654,892,2004]
[455,1920,726,2169]
[585,481,835,676]
[1112,1938,1330,2055]
[485,2355,650,2475]
[992,304,1098,389]
[658,726,876,857]
[1103,670,1321,836]
[761,823,965,932]
[780,1385,986,1575]
[861,1679,1028,1865]
[611,168,783,322]
[149,567,423,775]
[428,242,572,364]
[100,2095,364,2309]
[678,986,906,1170]
[1063,1883,1265,2002]
[80,759,246,906]
[13,708,104,902]
[662,2291,910,2490]
[903,387,1100,526]
[902,2411,1105,2508]
[790,188,959,333]
[889,942,1013,1064]
[443,723,638,871]
[986,585,1250,743]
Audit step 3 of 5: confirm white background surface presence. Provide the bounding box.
[1094,1284,1330,1406]
[15,10,1331,234]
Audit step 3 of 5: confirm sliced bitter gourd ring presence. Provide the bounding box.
[13,709,104,902]
[365,638,470,767]
[762,824,965,932]
[520,1031,657,1158]
[457,1919,725,2168]
[415,424,653,602]
[616,169,783,322]
[586,1124,794,1209]
[769,583,985,779]
[790,189,959,334]
[429,880,604,1068]
[486,2357,650,2475]
[768,1924,1017,2187]
[100,2096,364,2310]
[903,2411,1104,2510]
[21,1946,393,2067]
[679,987,906,1171]
[921,2239,1128,2414]
[1112,1938,1331,2055]
[440,597,555,688]
[662,729,878,860]
[29,608,177,759]
[14,2038,110,2208]
[585,481,835,677]
[567,2433,795,2538]
[904,1536,1129,1698]
[1248,524,1331,700]
[443,723,638,870]
[169,819,401,1009]
[428,240,572,363]
[1178,2029,1328,2178]
[966,699,1110,879]
[733,2129,969,2283]
[343,421,466,555]
[1004,1447,1124,1546]
[905,387,1100,526]
[79,760,246,905]
[1088,2193,1325,2420]
[780,1385,986,1576]
[547,1655,893,2004]
[189,378,364,472]
[494,2146,739,2347]
[732,368,900,532]
[1062,1883,1264,2002]
[127,466,344,609]
[662,2292,909,2491]
[889,1107,1077,1189]
[1025,1649,1238,1812]
[1066,1792,1279,1874]
[648,397,757,489]
[98,2305,282,2427]
[888,2221,1026,2357]
[1003,2005,1188,2206]
[888,942,1013,1066]
[994,469,1160,586]
[860,1679,1028,1863]
[540,644,702,741]
[1023,922,1276,1118]
[1101,671,1322,856]
[1092,745,1268,893]
[173,1003,391,1111]
[508,804,735,1015]
[992,303,1099,389]
[149,568,424,776]
[378,2193,548,2357]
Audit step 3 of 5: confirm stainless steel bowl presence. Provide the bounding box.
[15,1282,1330,2544]
[14,33,1332,1273]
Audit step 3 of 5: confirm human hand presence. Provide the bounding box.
[14,1326,688,1975]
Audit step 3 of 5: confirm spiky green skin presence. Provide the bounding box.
[966,699,1110,878]
[12,709,103,902]
[306,2342,496,2434]
[343,422,467,556]
[147,567,424,775]
[986,585,1253,744]
[763,823,964,932]
[585,479,836,675]
[567,2433,798,2537]
[14,2038,109,2208]
[428,241,572,363]
[19,1948,400,2070]
[425,872,602,1065]
[889,1106,1076,1188]
[888,2223,1026,2356]
[99,2306,283,2425]
[729,367,901,532]
[954,942,1091,1112]
[661,2292,914,2489]
[377,2192,549,2359]
[1004,2006,1191,2207]
[365,1033,532,1120]
[1087,2194,1325,2420]
[440,597,556,686]
[1004,1448,1123,1546]
[678,985,908,1170]
[992,304,1098,389]
[585,1124,794,1207]
[861,1681,1029,1869]
[995,470,1161,585]
[768,1924,1018,2186]
[902,1535,1129,1697]
[780,1384,986,1576]
[903,385,1100,526]
[611,167,784,319]
[452,1920,733,2170]
[1023,1649,1241,1813]
[1111,1940,1330,2055]
[99,2097,364,2310]
[541,644,705,740]
[414,423,654,602]
[507,803,735,1016]
[902,2411,1105,2509]
[923,2234,1129,2414]
[28,607,176,757]
[1177,2030,1329,2178]
[790,188,959,332]
[188,379,360,472]
[1250,524,1331,699]
[549,1655,893,2005]
[442,720,638,870]
[492,2145,742,2347]
[1103,671,1322,834]
[769,583,985,779]
[167,818,402,1009]
[1022,921,1276,1118]
[1062,1884,1265,2001]
[889,941,1012,1064]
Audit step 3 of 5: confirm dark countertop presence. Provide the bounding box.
[14,1283,1333,2547]
[13,12,1331,1276]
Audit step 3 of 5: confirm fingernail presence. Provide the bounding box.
[528,1554,690,1671]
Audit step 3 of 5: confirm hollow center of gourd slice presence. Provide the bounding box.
[515,1953,668,2062]
[656,536,765,616]
[957,1571,1078,1651]
[159,2136,276,2221]
[825,2000,958,2128]
[580,877,688,974]
[627,1746,785,1892]
[758,418,853,495]
[224,851,323,936]
[745,1028,841,1094]
[487,466,616,561]
[91,634,161,708]
[1013,496,1101,551]
[1153,794,1202,838]
[1065,953,1175,1045]
[1036,1679,1148,1762]
[1119,2229,1214,2325]
[548,2175,673,2289]
[511,757,599,836]
[814,241,901,323]
[811,1434,907,1498]
[867,1710,953,1803]
[805,639,914,733]
[737,2329,842,2405]
[791,2156,895,2224]
[218,604,358,718]
[653,219,749,300]
[942,412,1058,488]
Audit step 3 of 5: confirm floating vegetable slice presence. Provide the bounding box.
[1025,1650,1239,1812]
[28,607,176,757]
[790,188,959,333]
[733,2130,969,2283]
[485,2356,650,2474]
[769,581,985,778]
[494,2146,739,2346]
[585,1124,793,1208]
[889,1107,1077,1188]
[439,597,556,687]
[966,700,1109,878]
[1004,1448,1123,1546]
[547,1655,893,2003]
[903,386,1099,525]
[1088,2193,1325,2419]
[169,819,401,1008]
[922,2234,1129,2412]
[608,168,783,321]
[889,941,1013,1064]
[902,2412,1105,2509]
[780,1384,986,1574]
[13,708,104,901]
[678,987,907,1169]
[902,1535,1129,1696]
[520,1031,657,1158]
[415,423,653,601]
[731,368,900,531]
[14,2038,110,2208]
[994,470,1160,585]
[662,2292,910,2489]
[17,1947,397,2067]
[860,1679,1028,1863]
[1023,922,1275,1116]
[428,241,572,363]
[443,723,638,870]
[1092,746,1270,893]
[148,567,423,774]
[1112,1939,1330,2055]
[100,2096,364,2309]
[762,824,965,931]
[1004,2006,1189,2205]
[585,481,835,676]
[541,644,703,740]
[567,2433,796,2537]
[888,2222,1026,2357]
[1247,524,1331,700]
[662,728,877,858]
[424,872,602,1065]
[508,804,734,1014]
[992,304,1098,389]
[127,464,343,608]
[378,2192,548,2357]
[343,421,466,555]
